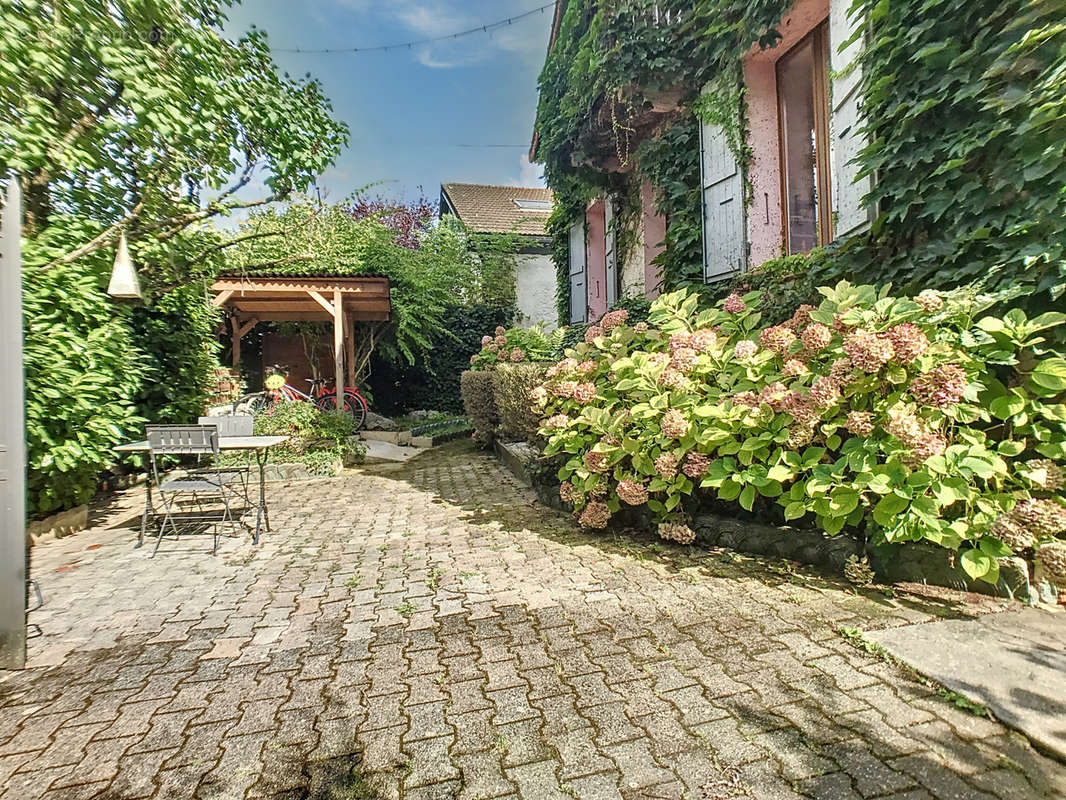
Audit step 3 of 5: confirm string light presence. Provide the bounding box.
[274,3,554,55]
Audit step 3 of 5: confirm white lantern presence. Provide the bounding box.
[107,231,142,300]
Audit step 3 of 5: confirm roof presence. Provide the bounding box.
[440,183,554,236]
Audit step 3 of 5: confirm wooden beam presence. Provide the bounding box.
[230,315,241,368]
[307,290,335,316]
[345,312,356,391]
[333,290,345,398]
[211,289,234,307]
[237,317,258,339]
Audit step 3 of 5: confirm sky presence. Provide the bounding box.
[223,0,553,206]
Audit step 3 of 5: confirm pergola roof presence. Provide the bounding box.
[210,276,390,322]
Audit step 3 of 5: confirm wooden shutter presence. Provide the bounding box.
[604,197,618,307]
[829,0,873,237]
[700,105,745,282]
[568,221,587,323]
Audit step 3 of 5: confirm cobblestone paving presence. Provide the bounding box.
[4,441,1066,800]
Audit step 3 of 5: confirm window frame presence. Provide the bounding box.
[776,20,833,255]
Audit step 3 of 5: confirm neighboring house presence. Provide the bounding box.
[532,0,871,322]
[439,183,558,329]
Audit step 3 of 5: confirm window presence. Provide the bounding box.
[513,198,553,211]
[777,22,832,254]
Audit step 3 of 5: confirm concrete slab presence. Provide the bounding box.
[360,438,421,464]
[867,607,1066,760]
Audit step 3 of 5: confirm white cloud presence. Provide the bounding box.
[511,154,545,188]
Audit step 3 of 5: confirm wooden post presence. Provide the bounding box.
[333,290,345,395]
[345,312,357,390]
[230,316,241,368]
[0,179,26,669]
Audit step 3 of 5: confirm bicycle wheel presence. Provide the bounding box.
[316,391,368,430]
[232,392,274,415]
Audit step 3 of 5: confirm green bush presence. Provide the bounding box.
[252,402,363,474]
[469,323,564,371]
[494,363,550,444]
[536,284,1066,584]
[368,304,513,415]
[460,370,499,449]
[22,220,146,515]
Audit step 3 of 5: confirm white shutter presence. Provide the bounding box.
[700,108,745,282]
[604,197,618,306]
[830,0,873,237]
[568,221,587,323]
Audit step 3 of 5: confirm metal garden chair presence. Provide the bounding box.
[146,425,241,556]
[194,415,254,504]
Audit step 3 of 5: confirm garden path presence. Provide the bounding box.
[4,441,1065,800]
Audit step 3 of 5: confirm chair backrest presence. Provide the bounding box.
[198,415,254,438]
[146,425,219,456]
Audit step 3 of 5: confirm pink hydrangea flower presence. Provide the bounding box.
[579,501,611,529]
[914,291,944,312]
[759,325,798,354]
[909,364,967,408]
[575,360,596,374]
[759,381,789,411]
[734,340,758,360]
[510,347,525,362]
[495,326,506,336]
[733,391,759,407]
[615,479,649,506]
[845,411,875,436]
[494,334,507,348]
[670,347,699,373]
[585,326,603,344]
[787,304,816,331]
[601,309,629,330]
[634,322,649,334]
[469,354,478,365]
[481,335,493,346]
[658,521,695,544]
[809,376,842,409]
[485,342,498,353]
[661,409,690,439]
[682,453,711,478]
[559,482,578,503]
[669,333,693,352]
[842,329,895,372]
[783,359,808,377]
[655,452,679,478]
[829,358,854,383]
[723,293,746,313]
[658,368,687,390]
[787,425,814,449]
[542,414,569,430]
[785,391,819,424]
[573,382,597,404]
[886,323,929,364]
[530,385,548,407]
[801,323,832,352]
[692,329,718,352]
[551,381,577,399]
[584,451,610,473]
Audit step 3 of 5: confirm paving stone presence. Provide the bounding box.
[7,442,1066,800]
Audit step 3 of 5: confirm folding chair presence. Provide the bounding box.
[194,414,254,504]
[146,425,241,556]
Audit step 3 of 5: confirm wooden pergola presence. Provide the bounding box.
[210,276,391,389]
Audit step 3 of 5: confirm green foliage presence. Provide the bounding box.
[460,371,499,449]
[226,204,521,368]
[22,223,145,514]
[1,0,347,243]
[252,402,362,475]
[469,324,564,371]
[536,285,1066,584]
[367,305,513,416]
[847,0,1066,305]
[708,248,840,326]
[494,364,550,444]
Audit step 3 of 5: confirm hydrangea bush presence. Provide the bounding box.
[469,324,564,370]
[535,285,1066,585]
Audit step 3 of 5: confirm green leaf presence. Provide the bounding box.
[783,501,806,521]
[960,549,993,580]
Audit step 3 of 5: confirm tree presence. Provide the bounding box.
[0,0,348,274]
[347,194,438,250]
[224,203,521,377]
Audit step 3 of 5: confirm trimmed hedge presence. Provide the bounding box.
[460,370,498,449]
[494,363,550,444]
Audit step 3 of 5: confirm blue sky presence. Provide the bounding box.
[224,0,553,205]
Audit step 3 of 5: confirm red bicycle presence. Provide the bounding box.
[234,367,368,429]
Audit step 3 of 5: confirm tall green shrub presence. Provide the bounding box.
[460,371,499,449]
[494,363,550,444]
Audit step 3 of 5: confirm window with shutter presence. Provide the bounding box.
[829,0,872,236]
[700,113,745,282]
[604,197,618,306]
[568,221,587,323]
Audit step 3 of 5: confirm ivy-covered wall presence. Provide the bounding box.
[534,0,1066,322]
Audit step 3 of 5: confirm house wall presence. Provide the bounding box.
[641,180,666,298]
[515,252,558,329]
[743,0,830,268]
[586,199,608,320]
[261,333,332,388]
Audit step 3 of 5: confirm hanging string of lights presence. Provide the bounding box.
[273,2,555,54]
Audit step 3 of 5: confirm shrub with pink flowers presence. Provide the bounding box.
[468,323,564,371]
[535,283,1066,585]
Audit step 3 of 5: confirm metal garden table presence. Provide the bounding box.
[114,435,288,547]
